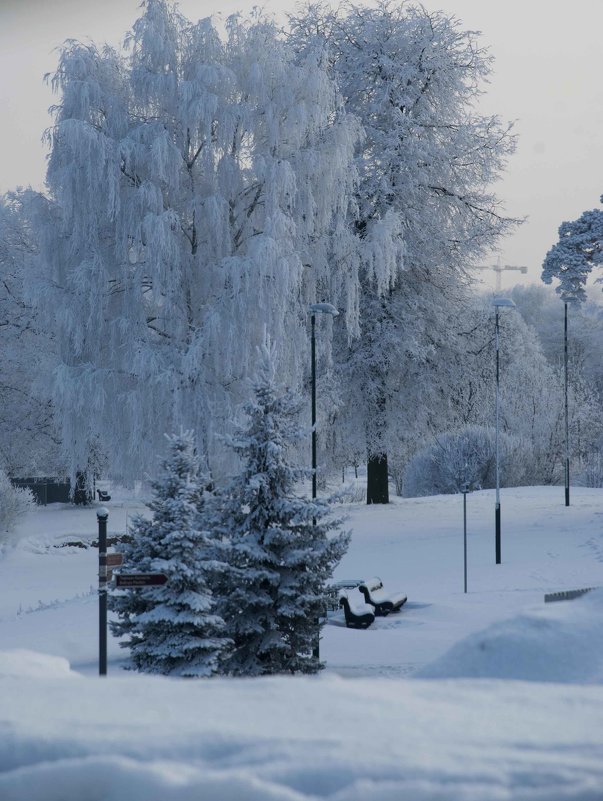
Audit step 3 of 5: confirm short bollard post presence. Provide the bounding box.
[461,483,470,594]
[97,507,109,676]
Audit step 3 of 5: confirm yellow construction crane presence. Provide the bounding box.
[475,264,528,292]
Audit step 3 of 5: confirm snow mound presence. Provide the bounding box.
[417,588,603,683]
[1,671,603,801]
[0,649,75,679]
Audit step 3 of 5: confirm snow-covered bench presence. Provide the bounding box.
[325,579,365,611]
[339,590,375,629]
[358,577,407,617]
[97,489,111,502]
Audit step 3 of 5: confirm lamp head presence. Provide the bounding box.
[491,297,516,309]
[309,302,339,316]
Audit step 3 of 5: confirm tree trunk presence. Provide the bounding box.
[367,453,389,504]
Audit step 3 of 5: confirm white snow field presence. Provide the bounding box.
[1,485,603,800]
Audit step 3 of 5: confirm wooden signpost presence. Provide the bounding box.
[96,509,167,676]
[105,552,123,582]
[97,508,109,676]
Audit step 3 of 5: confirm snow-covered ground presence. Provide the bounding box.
[1,485,603,800]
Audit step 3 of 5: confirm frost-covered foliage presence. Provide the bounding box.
[389,288,595,494]
[0,470,35,548]
[542,197,603,303]
[575,451,603,488]
[509,284,603,480]
[403,425,526,497]
[37,0,360,484]
[0,192,61,476]
[290,2,518,500]
[109,431,231,676]
[210,344,349,676]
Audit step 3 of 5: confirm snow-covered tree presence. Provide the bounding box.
[110,431,231,676]
[542,198,603,303]
[388,287,598,493]
[0,469,35,551]
[210,344,349,676]
[511,284,603,478]
[0,191,61,477]
[290,2,518,502]
[34,0,360,485]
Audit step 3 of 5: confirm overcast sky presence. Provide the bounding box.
[1,0,602,291]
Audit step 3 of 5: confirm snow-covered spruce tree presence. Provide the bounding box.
[109,431,231,676]
[210,344,349,676]
[35,0,360,485]
[290,2,518,502]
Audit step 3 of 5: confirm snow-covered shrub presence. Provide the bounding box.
[210,344,350,676]
[0,470,34,548]
[403,426,527,498]
[110,432,231,677]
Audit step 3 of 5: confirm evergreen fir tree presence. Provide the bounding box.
[211,344,350,676]
[110,431,231,676]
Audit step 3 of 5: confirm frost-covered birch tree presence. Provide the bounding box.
[36,0,360,484]
[0,191,61,476]
[290,2,518,502]
[110,430,231,676]
[209,344,349,676]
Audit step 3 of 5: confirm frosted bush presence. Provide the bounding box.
[0,470,35,548]
[403,425,528,498]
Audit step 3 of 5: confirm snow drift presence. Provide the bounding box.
[418,588,603,683]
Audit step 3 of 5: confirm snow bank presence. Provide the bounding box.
[418,588,603,683]
[1,660,603,801]
[0,649,75,679]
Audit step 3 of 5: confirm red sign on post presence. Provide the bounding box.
[115,573,167,588]
[106,553,123,567]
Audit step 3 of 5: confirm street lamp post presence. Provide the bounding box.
[309,303,339,500]
[492,297,515,565]
[309,303,339,663]
[564,301,570,507]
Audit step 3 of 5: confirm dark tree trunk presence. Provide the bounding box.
[367,454,389,504]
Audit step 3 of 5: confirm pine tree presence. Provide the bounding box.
[110,431,231,676]
[211,344,349,676]
[542,199,603,303]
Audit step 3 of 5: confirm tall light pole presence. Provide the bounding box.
[492,297,515,565]
[564,301,570,507]
[309,303,338,663]
[309,303,339,500]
